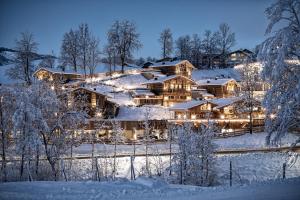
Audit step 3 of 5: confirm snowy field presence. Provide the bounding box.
[1,177,300,200]
[72,132,300,156]
[66,152,300,184]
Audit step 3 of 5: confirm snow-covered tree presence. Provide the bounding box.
[258,0,300,145]
[110,119,124,180]
[29,83,84,180]
[7,32,38,85]
[12,88,44,180]
[107,20,142,73]
[142,107,153,176]
[159,28,173,59]
[237,60,262,134]
[0,86,16,181]
[172,122,217,186]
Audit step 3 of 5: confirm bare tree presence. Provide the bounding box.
[216,23,236,67]
[78,23,91,77]
[60,29,80,72]
[38,51,56,69]
[159,28,173,59]
[87,36,101,79]
[104,44,117,75]
[7,32,38,85]
[202,30,219,69]
[176,35,192,60]
[190,34,202,68]
[107,20,142,73]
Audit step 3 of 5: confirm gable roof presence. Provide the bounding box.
[149,60,196,69]
[33,67,82,76]
[197,78,237,86]
[142,75,197,85]
[71,87,109,97]
[169,100,210,111]
[209,97,241,110]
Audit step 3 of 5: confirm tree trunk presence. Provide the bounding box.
[1,129,7,182]
[35,145,39,176]
[20,151,25,180]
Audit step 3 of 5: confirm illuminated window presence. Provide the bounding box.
[91,93,97,108]
[186,96,191,100]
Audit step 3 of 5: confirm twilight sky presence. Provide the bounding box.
[0,0,274,58]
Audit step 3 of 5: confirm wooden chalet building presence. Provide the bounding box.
[196,78,240,98]
[143,59,195,78]
[227,49,254,65]
[131,88,163,105]
[169,97,264,131]
[142,75,195,107]
[70,87,119,119]
[169,100,216,120]
[33,67,83,83]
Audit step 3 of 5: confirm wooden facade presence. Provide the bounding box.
[70,87,119,119]
[144,75,195,107]
[146,60,195,78]
[34,68,83,83]
[197,79,240,98]
[170,98,264,120]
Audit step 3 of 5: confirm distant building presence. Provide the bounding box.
[227,49,254,65]
[196,78,240,98]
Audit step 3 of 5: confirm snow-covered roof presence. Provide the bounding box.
[107,92,135,106]
[115,105,171,121]
[149,60,195,69]
[104,74,148,89]
[142,75,196,85]
[34,63,141,77]
[131,89,155,97]
[197,78,237,86]
[209,97,241,110]
[34,67,82,76]
[169,100,209,111]
[192,68,241,82]
[71,87,109,97]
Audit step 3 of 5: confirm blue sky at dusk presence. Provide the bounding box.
[0,0,274,58]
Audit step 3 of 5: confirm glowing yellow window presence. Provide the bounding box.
[91,93,97,108]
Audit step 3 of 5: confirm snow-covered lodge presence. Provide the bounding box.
[32,59,265,140]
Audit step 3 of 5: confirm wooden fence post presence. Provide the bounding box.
[230,160,232,187]
[283,163,286,179]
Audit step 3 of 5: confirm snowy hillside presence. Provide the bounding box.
[0,177,299,200]
[192,68,241,82]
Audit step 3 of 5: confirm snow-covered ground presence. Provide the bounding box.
[72,132,299,156]
[1,177,300,200]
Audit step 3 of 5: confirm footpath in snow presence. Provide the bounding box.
[0,177,300,200]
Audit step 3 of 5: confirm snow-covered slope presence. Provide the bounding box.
[0,177,299,200]
[192,68,241,82]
